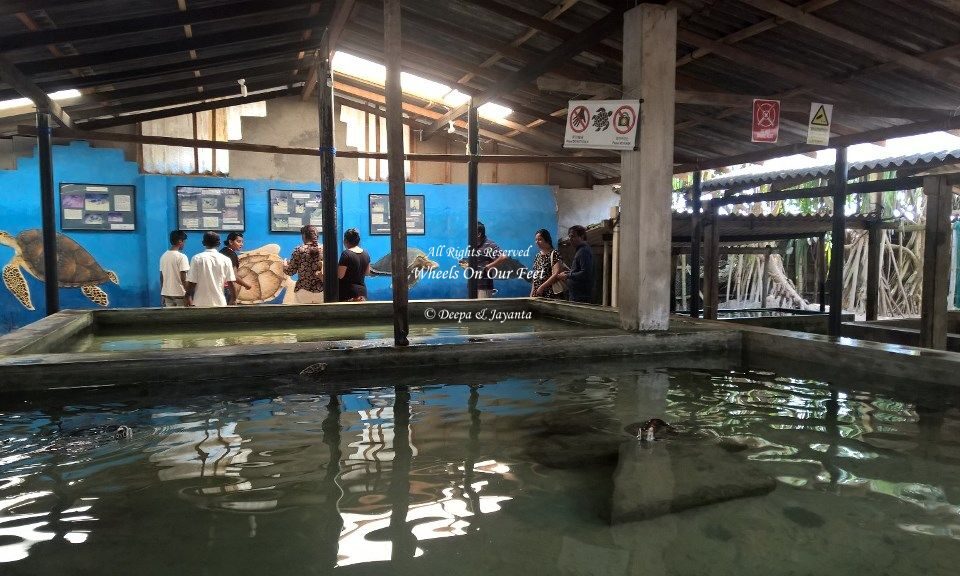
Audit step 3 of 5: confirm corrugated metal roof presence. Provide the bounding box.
[699,148,960,192]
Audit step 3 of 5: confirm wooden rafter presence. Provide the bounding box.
[420,4,626,141]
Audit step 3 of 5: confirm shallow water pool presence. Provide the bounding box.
[53,318,578,353]
[1,364,959,575]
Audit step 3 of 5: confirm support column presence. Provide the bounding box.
[36,111,59,315]
[828,147,848,337]
[316,43,339,303]
[865,221,882,321]
[384,0,409,346]
[602,237,611,306]
[817,233,826,312]
[761,247,771,309]
[689,170,702,318]
[618,4,677,331]
[703,202,721,320]
[920,175,952,350]
[467,100,479,300]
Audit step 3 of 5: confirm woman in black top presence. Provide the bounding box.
[338,228,371,301]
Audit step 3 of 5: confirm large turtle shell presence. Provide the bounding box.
[17,229,111,287]
[236,250,287,304]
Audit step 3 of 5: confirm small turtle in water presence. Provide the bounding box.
[369,248,438,287]
[458,256,533,283]
[634,418,675,442]
[0,229,119,310]
[234,243,297,304]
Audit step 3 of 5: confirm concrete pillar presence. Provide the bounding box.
[920,175,952,349]
[618,4,677,331]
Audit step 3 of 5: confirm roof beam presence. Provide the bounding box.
[420,5,625,141]
[79,63,308,104]
[676,0,838,67]
[73,87,302,130]
[17,14,329,75]
[677,29,876,103]
[68,77,305,121]
[465,0,623,64]
[0,0,316,52]
[740,0,960,89]
[0,54,71,127]
[302,0,356,100]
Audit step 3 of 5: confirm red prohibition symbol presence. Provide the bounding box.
[613,105,636,134]
[569,105,589,133]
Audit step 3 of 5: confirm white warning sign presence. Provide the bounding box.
[806,102,833,146]
[563,99,640,150]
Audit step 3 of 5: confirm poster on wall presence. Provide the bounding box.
[60,183,136,231]
[176,186,245,231]
[269,189,323,232]
[369,194,425,235]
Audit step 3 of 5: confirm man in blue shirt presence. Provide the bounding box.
[561,225,594,303]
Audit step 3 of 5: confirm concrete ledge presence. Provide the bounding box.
[0,310,92,356]
[0,329,741,392]
[726,312,853,334]
[844,319,960,353]
[529,298,621,327]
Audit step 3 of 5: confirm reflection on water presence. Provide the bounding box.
[1,367,960,574]
[54,320,572,353]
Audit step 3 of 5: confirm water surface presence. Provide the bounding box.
[1,364,959,575]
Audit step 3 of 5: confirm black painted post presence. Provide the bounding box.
[817,233,826,313]
[316,43,339,304]
[467,100,479,300]
[689,170,702,318]
[828,147,848,336]
[384,0,409,346]
[37,111,59,315]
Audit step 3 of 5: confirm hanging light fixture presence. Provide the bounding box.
[238,79,248,98]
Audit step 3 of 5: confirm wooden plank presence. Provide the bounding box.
[18,15,329,75]
[741,0,960,89]
[75,87,300,130]
[303,0,355,100]
[384,0,409,346]
[536,77,621,97]
[919,175,952,349]
[865,222,881,321]
[421,5,625,140]
[828,147,848,337]
[0,0,315,51]
[676,0,838,67]
[0,55,71,128]
[703,203,721,320]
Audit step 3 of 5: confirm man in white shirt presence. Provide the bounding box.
[185,231,238,307]
[159,230,190,307]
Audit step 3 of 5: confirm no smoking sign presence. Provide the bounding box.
[751,99,780,143]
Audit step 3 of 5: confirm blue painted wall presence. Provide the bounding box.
[0,142,557,333]
[340,181,557,300]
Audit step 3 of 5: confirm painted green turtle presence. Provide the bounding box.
[0,229,119,310]
[369,248,438,287]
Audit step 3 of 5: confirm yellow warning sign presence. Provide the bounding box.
[811,105,830,126]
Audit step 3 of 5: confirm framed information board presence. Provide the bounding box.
[269,189,323,232]
[60,183,136,231]
[369,194,425,236]
[176,186,245,231]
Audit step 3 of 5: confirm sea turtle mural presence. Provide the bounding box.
[457,256,533,283]
[369,248,439,287]
[234,244,297,305]
[0,229,119,310]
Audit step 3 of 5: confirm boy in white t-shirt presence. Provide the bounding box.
[185,231,237,307]
[159,230,190,307]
